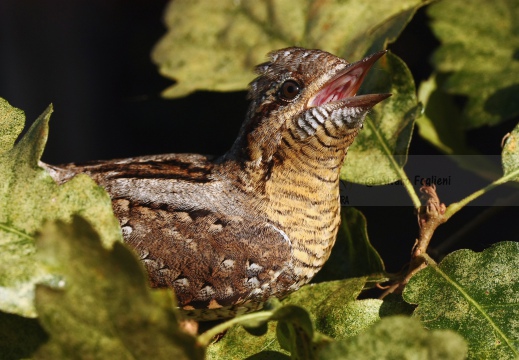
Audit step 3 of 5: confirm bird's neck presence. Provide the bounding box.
[217,127,358,280]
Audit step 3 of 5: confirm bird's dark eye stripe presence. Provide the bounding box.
[278,80,302,101]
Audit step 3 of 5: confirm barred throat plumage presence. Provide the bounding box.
[43,47,390,321]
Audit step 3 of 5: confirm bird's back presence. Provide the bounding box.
[44,153,298,320]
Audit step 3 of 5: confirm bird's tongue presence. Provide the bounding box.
[308,51,386,108]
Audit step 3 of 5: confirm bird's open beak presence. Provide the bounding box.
[308,50,391,109]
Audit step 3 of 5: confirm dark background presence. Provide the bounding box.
[1,0,517,271]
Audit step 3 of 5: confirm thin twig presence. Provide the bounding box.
[380,164,518,299]
[380,183,445,298]
[443,170,518,221]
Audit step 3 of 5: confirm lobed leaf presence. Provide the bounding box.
[205,298,321,360]
[0,99,122,317]
[341,52,420,185]
[403,242,519,359]
[205,318,288,360]
[428,0,519,128]
[316,316,468,360]
[206,278,383,359]
[152,1,422,185]
[34,216,202,360]
[152,0,430,97]
[288,279,383,340]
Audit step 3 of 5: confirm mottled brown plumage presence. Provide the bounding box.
[44,47,390,320]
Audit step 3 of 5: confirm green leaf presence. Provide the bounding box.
[403,242,519,359]
[0,100,122,317]
[152,0,430,97]
[205,298,322,360]
[205,316,287,359]
[34,216,203,360]
[416,74,467,155]
[270,304,317,359]
[0,98,24,155]
[206,278,382,359]
[378,293,415,318]
[416,74,502,180]
[152,1,422,185]
[502,122,519,182]
[316,316,468,360]
[288,279,382,340]
[428,0,519,128]
[341,52,420,185]
[313,207,384,282]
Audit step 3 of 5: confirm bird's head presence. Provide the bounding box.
[226,47,390,172]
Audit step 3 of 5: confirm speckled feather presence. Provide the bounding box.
[43,47,389,320]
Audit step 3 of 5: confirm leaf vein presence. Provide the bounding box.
[0,222,33,241]
[429,261,518,355]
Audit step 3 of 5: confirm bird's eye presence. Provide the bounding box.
[278,80,301,101]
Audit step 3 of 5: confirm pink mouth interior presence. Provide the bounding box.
[308,67,364,107]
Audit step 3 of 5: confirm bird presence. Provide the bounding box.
[43,47,390,320]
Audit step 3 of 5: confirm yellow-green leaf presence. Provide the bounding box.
[0,98,24,155]
[289,279,382,340]
[152,0,430,98]
[316,316,468,360]
[416,74,502,180]
[403,242,519,359]
[204,298,321,359]
[153,1,422,186]
[0,99,122,317]
[206,278,382,359]
[416,74,466,155]
[34,216,202,360]
[342,52,419,185]
[428,0,519,128]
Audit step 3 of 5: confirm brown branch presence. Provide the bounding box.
[380,183,446,298]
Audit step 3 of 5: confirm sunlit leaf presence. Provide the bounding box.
[0,99,122,317]
[34,216,202,360]
[0,98,24,155]
[403,242,519,359]
[428,0,519,128]
[153,1,421,184]
[342,52,420,185]
[288,279,382,340]
[205,318,288,360]
[316,316,468,360]
[207,278,382,359]
[205,298,323,360]
[152,0,430,97]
